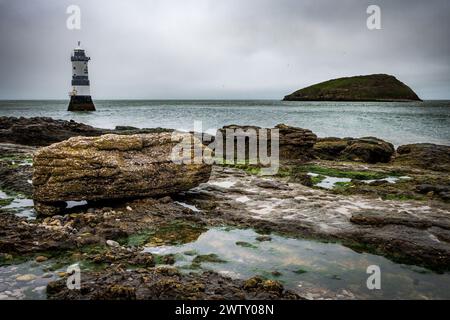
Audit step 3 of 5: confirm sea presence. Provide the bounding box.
[0,100,449,147]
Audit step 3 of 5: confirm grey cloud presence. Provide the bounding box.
[0,0,449,99]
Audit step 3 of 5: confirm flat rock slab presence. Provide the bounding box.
[32,132,211,215]
[185,166,450,270]
[0,116,173,147]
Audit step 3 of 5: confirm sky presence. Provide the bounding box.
[0,0,449,99]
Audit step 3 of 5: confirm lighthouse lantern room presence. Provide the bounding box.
[68,41,96,111]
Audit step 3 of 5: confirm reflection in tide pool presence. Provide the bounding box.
[144,227,450,299]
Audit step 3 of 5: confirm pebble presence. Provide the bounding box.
[305,293,318,300]
[256,235,272,242]
[79,232,92,237]
[49,220,61,226]
[159,196,172,203]
[11,289,22,297]
[2,253,13,260]
[35,256,48,263]
[106,240,120,247]
[16,274,37,282]
[32,286,46,293]
[126,206,133,211]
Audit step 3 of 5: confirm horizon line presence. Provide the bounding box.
[1,98,450,102]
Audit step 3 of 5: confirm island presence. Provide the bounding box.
[283,74,422,102]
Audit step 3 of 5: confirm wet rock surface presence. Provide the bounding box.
[0,198,200,259]
[1,198,299,299]
[218,124,317,161]
[0,117,172,147]
[47,268,300,300]
[300,160,450,202]
[185,166,450,270]
[314,137,395,163]
[6,160,449,271]
[0,144,35,196]
[0,117,105,147]
[393,143,450,172]
[1,117,450,300]
[275,124,317,160]
[0,213,75,255]
[32,132,212,215]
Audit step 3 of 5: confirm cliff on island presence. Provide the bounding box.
[283,74,421,102]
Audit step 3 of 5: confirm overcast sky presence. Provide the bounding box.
[0,0,449,99]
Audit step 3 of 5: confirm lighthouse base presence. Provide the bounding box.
[68,95,96,112]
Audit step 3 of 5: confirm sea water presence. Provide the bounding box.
[0,100,449,146]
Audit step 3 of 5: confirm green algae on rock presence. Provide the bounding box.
[120,221,207,248]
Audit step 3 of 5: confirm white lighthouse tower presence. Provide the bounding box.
[68,41,95,111]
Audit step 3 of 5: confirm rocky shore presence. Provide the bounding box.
[0,116,172,147]
[1,116,449,300]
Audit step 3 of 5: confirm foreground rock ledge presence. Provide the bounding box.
[32,132,211,215]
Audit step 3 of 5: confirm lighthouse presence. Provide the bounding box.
[68,41,95,111]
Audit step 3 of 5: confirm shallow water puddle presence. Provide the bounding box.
[144,227,450,299]
[0,190,35,219]
[307,173,351,190]
[307,173,410,190]
[0,260,62,300]
[362,176,411,184]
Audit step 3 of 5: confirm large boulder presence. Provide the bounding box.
[314,137,395,163]
[217,124,317,162]
[275,124,317,160]
[32,132,211,215]
[393,143,450,172]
